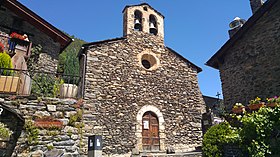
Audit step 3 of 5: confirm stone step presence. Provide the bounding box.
[138,151,202,157]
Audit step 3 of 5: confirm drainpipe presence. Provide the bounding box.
[80,47,87,99]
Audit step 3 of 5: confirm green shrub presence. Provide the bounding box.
[0,52,13,75]
[68,109,83,126]
[31,74,63,97]
[239,107,280,156]
[203,122,240,157]
[0,122,13,138]
[24,120,39,145]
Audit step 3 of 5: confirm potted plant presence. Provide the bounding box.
[0,51,20,93]
[232,103,245,114]
[266,96,280,107]
[248,97,265,111]
[60,53,79,98]
[9,32,30,52]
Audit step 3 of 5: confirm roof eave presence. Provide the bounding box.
[4,0,73,53]
[78,37,126,58]
[166,47,202,73]
[122,3,165,19]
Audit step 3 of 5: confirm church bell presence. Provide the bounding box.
[134,19,142,31]
[149,22,157,35]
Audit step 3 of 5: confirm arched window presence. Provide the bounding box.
[149,15,158,35]
[134,10,142,31]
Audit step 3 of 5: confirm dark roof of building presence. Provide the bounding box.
[206,0,278,69]
[82,37,126,48]
[0,103,24,122]
[78,37,126,57]
[203,95,222,108]
[79,37,202,73]
[122,3,165,18]
[2,0,73,52]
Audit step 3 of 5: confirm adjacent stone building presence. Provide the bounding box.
[206,0,280,110]
[79,3,205,156]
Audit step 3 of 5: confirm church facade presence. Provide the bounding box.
[79,3,205,156]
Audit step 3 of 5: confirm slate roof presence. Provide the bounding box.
[0,103,24,122]
[122,3,165,18]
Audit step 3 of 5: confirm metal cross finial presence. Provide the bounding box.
[216,92,221,99]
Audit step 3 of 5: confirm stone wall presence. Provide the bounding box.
[0,97,85,157]
[219,1,280,110]
[0,7,61,73]
[83,31,205,156]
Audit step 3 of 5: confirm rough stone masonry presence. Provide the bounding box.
[80,3,205,156]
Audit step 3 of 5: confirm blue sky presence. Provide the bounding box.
[18,0,253,98]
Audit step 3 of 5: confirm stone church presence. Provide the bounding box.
[79,3,205,156]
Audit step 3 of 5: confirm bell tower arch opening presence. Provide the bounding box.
[149,14,158,35]
[134,10,143,31]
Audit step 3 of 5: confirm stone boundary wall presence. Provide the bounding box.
[0,97,86,157]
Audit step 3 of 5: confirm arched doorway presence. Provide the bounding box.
[136,105,165,151]
[142,111,159,151]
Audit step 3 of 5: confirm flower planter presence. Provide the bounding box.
[0,76,19,93]
[248,103,264,111]
[232,107,245,114]
[35,120,63,129]
[60,83,78,98]
[267,103,278,108]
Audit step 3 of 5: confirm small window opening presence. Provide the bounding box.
[149,15,158,35]
[141,54,157,70]
[134,10,143,31]
[142,60,151,69]
[143,7,148,11]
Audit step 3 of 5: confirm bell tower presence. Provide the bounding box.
[122,3,164,39]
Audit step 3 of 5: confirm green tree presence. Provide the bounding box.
[58,34,86,83]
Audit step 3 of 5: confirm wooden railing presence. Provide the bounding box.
[0,68,82,99]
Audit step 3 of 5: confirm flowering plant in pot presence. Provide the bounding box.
[266,96,279,107]
[248,97,265,111]
[232,103,245,114]
[0,42,4,52]
[10,32,27,40]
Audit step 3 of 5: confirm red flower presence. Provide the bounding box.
[0,42,4,52]
[10,32,27,40]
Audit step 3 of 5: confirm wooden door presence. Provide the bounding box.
[142,111,160,151]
